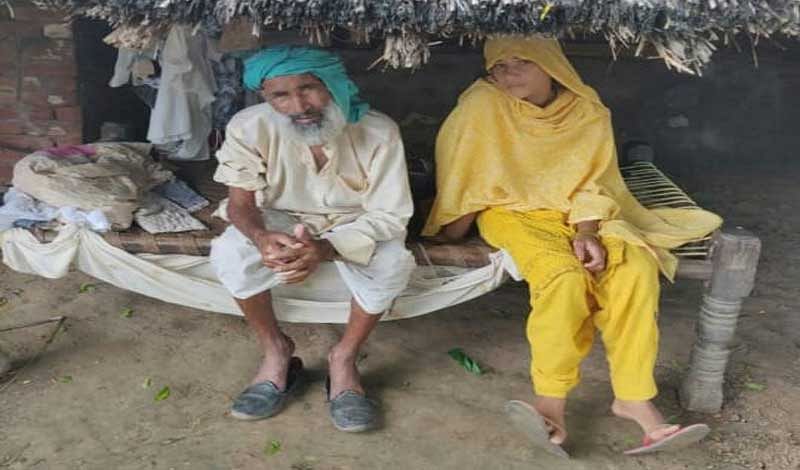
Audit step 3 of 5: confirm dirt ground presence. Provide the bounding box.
[1,164,799,470]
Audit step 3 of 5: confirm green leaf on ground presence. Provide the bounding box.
[744,382,766,392]
[120,308,133,318]
[79,283,96,293]
[154,386,171,401]
[264,439,281,456]
[447,348,483,375]
[56,375,73,384]
[142,377,152,389]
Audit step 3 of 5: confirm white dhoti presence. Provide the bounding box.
[210,210,416,314]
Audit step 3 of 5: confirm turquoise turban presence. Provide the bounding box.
[243,45,369,123]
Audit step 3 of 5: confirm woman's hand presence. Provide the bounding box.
[572,232,606,273]
[437,213,478,242]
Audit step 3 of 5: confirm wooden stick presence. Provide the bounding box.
[0,316,67,392]
[0,316,65,333]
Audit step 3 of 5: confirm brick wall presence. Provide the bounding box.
[0,1,82,183]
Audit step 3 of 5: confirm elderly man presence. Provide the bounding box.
[209,46,415,432]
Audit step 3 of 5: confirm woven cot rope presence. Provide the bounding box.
[620,161,712,258]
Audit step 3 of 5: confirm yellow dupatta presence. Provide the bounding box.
[422,36,722,279]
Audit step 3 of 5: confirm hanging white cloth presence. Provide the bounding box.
[0,225,513,323]
[109,49,139,88]
[146,25,217,161]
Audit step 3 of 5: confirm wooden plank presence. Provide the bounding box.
[675,258,713,280]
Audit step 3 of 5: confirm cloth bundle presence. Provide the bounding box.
[12,143,172,230]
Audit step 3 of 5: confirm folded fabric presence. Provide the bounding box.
[134,194,207,234]
[153,179,209,213]
[0,189,58,231]
[0,188,111,232]
[12,219,49,230]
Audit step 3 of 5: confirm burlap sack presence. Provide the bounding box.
[12,143,172,230]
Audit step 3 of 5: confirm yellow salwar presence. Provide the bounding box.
[422,36,723,401]
[478,208,659,400]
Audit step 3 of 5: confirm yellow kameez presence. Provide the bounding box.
[422,36,722,400]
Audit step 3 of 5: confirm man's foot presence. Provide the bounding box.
[326,346,378,432]
[327,345,364,398]
[251,333,296,390]
[533,396,568,445]
[326,376,379,432]
[231,357,303,420]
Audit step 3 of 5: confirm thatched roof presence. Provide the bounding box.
[31,0,800,74]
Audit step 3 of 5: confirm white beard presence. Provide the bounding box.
[264,101,348,146]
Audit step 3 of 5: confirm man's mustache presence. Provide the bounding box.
[289,111,323,124]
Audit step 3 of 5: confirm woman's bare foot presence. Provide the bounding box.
[533,396,569,444]
[251,333,296,390]
[611,399,680,441]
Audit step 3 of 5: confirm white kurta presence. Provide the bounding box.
[214,104,414,265]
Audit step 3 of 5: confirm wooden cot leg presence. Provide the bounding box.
[680,227,761,413]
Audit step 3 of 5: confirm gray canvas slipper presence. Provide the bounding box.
[326,377,379,433]
[230,357,303,420]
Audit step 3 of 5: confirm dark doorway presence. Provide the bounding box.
[73,19,150,142]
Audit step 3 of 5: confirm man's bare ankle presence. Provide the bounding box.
[328,345,357,365]
[262,334,294,356]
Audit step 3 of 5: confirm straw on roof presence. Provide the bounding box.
[29,0,800,73]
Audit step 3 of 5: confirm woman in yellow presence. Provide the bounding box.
[423,36,722,457]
